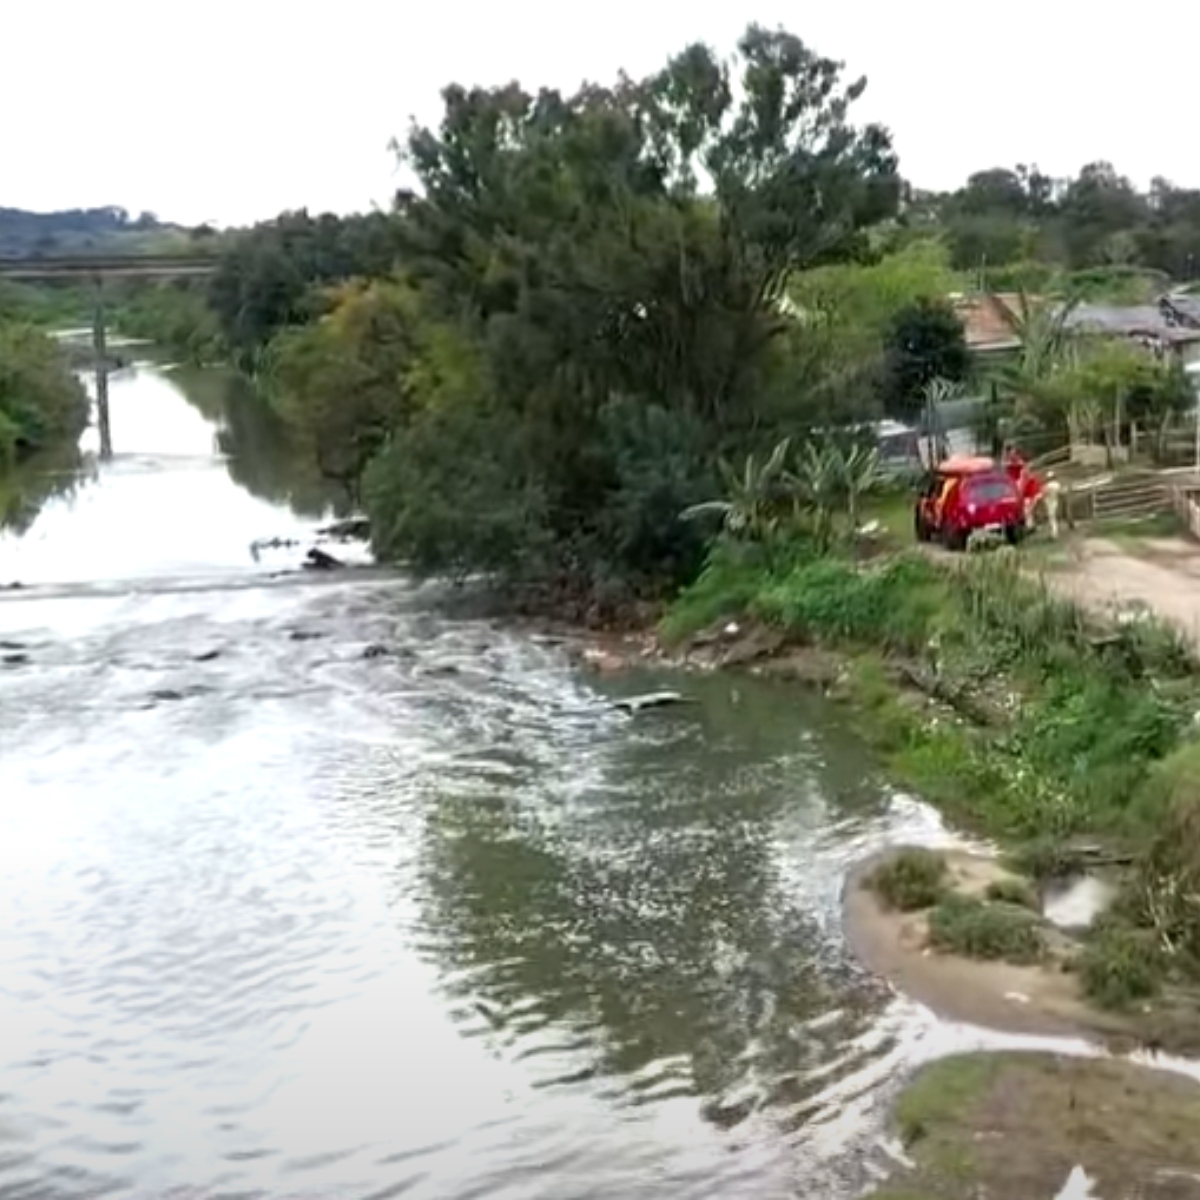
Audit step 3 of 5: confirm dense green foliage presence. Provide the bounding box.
[879,297,971,419]
[247,26,900,598]
[867,848,948,911]
[107,281,226,364]
[0,205,173,257]
[207,211,406,368]
[0,279,91,328]
[0,323,88,465]
[912,163,1200,277]
[927,894,1047,964]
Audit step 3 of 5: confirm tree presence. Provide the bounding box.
[682,437,792,542]
[1066,341,1195,458]
[0,323,89,464]
[879,297,971,419]
[986,291,1082,440]
[265,278,421,495]
[207,211,406,367]
[366,24,900,592]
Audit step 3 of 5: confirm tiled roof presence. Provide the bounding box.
[950,292,1023,352]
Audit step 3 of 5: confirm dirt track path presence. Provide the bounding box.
[1049,536,1200,647]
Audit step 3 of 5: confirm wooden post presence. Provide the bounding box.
[92,273,112,460]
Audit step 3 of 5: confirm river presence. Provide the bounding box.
[0,352,1052,1200]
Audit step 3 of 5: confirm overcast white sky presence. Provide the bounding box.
[4,0,1197,227]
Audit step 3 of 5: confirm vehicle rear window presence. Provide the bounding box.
[964,477,1016,502]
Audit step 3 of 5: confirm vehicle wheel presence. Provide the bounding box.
[1005,523,1024,546]
[913,511,931,542]
[943,526,967,552]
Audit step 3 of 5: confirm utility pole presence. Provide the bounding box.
[1194,378,1200,476]
[92,273,112,460]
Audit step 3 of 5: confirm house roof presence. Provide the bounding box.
[1163,293,1200,329]
[949,292,1023,353]
[1064,302,1200,345]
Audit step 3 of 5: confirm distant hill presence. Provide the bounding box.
[0,206,204,258]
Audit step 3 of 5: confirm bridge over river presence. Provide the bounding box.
[0,253,220,458]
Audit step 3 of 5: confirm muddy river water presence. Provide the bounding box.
[0,352,1085,1200]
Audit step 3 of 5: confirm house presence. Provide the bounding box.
[949,292,1023,357]
[1162,292,1200,330]
[1063,301,1200,365]
[950,290,1200,367]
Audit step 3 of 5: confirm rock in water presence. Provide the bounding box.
[303,547,343,571]
[613,691,687,714]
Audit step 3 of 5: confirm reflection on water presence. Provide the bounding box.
[0,441,91,538]
[169,364,351,520]
[0,357,350,586]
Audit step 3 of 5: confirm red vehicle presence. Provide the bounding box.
[913,455,1027,550]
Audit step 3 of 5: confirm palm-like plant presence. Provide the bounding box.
[989,289,1081,413]
[920,376,963,462]
[839,442,883,531]
[786,439,841,549]
[681,436,791,541]
[683,434,884,552]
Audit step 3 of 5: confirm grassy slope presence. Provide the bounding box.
[869,1051,1200,1199]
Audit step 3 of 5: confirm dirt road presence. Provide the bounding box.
[1048,536,1200,647]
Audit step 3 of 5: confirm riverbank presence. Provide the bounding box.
[576,555,1200,990]
[0,322,89,473]
[844,845,1200,1054]
[623,532,1200,1187]
[864,1050,1200,1199]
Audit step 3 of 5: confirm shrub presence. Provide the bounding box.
[1078,919,1165,1010]
[985,877,1041,912]
[868,848,948,911]
[928,895,1047,964]
[1006,838,1091,882]
[751,552,940,654]
[657,538,778,645]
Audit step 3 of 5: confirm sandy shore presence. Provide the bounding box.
[842,847,1139,1045]
[865,1050,1200,1199]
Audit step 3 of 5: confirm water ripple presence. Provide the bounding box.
[1,561,1009,1200]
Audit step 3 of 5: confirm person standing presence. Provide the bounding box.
[1041,472,1063,539]
[1004,444,1027,484]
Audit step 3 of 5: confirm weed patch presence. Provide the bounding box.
[1077,918,1165,1010]
[867,849,948,911]
[927,895,1047,964]
[985,878,1040,911]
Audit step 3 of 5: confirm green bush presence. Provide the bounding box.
[985,877,1041,911]
[658,539,778,645]
[867,848,948,911]
[928,895,1047,964]
[752,553,940,653]
[1078,919,1165,1010]
[1006,838,1094,882]
[0,322,88,457]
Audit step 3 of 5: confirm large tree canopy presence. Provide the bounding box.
[358,25,898,597]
